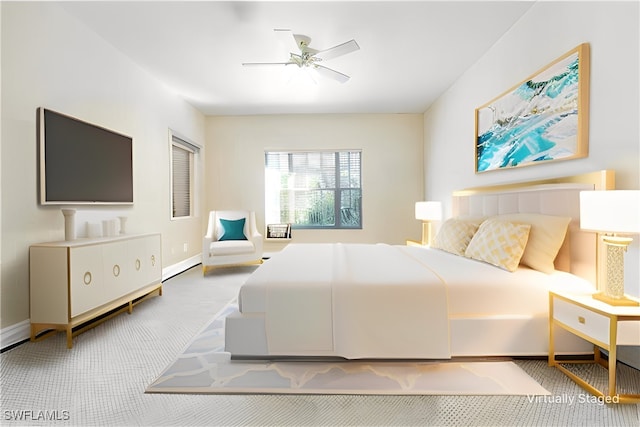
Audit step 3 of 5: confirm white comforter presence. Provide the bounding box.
[239,243,450,359]
[400,246,595,317]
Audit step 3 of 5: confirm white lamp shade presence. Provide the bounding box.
[415,201,442,221]
[580,190,640,234]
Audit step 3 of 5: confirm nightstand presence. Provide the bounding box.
[549,289,640,403]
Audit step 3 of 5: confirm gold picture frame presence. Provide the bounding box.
[475,43,590,173]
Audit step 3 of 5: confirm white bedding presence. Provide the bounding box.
[400,246,595,317]
[240,243,449,359]
[232,243,595,359]
[331,243,449,359]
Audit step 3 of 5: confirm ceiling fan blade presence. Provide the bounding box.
[314,64,350,83]
[242,62,295,66]
[273,29,300,53]
[293,33,315,53]
[315,39,360,61]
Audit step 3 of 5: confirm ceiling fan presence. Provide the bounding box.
[242,29,360,83]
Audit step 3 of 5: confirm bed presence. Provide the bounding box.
[225,171,614,359]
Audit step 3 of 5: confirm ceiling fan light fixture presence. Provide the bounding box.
[282,64,319,86]
[243,29,359,84]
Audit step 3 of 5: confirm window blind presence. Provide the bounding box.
[171,136,197,218]
[265,150,362,228]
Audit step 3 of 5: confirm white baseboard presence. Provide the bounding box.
[1,256,202,352]
[162,254,201,281]
[0,319,30,351]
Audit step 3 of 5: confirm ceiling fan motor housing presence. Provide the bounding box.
[243,29,359,83]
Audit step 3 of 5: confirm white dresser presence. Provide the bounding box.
[30,233,162,348]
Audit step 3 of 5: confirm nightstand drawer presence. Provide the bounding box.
[553,298,610,344]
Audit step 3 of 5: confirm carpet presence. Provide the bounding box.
[146,301,550,396]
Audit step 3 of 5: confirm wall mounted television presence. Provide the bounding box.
[38,108,134,205]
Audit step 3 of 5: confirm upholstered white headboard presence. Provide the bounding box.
[451,170,615,286]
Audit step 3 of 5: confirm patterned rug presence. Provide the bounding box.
[146,301,550,395]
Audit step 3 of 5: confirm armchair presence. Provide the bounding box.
[202,210,263,274]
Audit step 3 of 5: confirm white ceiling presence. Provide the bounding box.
[61,1,534,115]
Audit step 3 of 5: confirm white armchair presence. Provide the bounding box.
[202,210,263,274]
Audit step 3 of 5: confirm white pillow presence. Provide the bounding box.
[498,213,571,273]
[465,218,531,272]
[433,218,484,256]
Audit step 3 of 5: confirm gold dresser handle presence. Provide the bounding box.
[151,255,156,267]
[135,259,141,271]
[113,264,120,277]
[578,316,586,324]
[83,271,92,285]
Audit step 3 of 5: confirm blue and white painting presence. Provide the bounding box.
[475,44,589,172]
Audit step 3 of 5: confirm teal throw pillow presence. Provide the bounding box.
[219,218,247,241]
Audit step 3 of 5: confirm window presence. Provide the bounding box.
[170,134,199,219]
[265,150,362,229]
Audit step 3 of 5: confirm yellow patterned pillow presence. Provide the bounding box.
[498,213,571,273]
[464,218,531,272]
[433,218,484,255]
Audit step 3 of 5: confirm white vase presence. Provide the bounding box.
[61,209,76,241]
[102,220,117,237]
[119,216,128,234]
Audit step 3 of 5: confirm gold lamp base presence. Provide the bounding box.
[592,292,640,307]
[593,234,639,307]
[421,221,432,246]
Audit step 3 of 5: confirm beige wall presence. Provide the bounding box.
[422,1,639,297]
[205,114,424,251]
[0,2,205,333]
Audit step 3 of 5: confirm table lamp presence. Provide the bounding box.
[580,190,640,306]
[415,201,442,246]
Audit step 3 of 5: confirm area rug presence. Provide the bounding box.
[146,301,550,396]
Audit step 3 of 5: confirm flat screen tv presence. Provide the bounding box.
[38,108,133,205]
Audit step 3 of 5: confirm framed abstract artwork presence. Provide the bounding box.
[475,43,590,173]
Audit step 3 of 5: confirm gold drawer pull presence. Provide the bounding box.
[151,255,156,267]
[113,264,120,277]
[83,271,92,286]
[578,316,586,324]
[135,259,141,271]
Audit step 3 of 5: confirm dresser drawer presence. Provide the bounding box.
[553,297,610,345]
